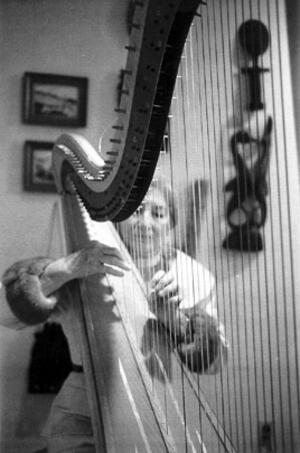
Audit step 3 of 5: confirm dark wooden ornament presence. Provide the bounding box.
[239,19,270,111]
[223,116,272,252]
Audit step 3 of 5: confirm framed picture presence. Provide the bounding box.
[22,72,88,127]
[23,141,56,193]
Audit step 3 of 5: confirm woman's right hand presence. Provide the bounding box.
[65,240,131,279]
[40,241,130,297]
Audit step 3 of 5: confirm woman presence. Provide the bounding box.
[0,179,227,451]
[117,179,228,374]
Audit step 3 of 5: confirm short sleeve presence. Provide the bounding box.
[0,281,28,329]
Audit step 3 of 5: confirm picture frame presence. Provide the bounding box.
[22,72,88,127]
[23,141,56,193]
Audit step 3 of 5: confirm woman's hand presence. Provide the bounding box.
[40,240,130,296]
[64,240,130,279]
[148,270,185,334]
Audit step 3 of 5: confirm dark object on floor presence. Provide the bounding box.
[28,322,72,393]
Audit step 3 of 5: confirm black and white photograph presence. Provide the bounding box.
[22,72,88,127]
[23,141,56,192]
[1,1,300,452]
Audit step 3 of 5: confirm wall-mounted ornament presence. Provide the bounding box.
[223,116,272,252]
[239,19,270,111]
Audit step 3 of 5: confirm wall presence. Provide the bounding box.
[0,0,128,450]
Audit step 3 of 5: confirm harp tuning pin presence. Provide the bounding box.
[110,138,121,144]
[131,23,141,30]
[112,124,124,131]
[122,69,133,76]
[125,45,137,52]
[153,103,164,110]
[121,89,130,95]
[115,107,126,114]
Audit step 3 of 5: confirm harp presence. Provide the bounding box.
[52,0,300,452]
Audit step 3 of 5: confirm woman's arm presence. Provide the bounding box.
[1,241,130,328]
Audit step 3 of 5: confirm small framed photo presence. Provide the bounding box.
[22,72,88,127]
[23,141,56,193]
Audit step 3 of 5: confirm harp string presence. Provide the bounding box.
[262,4,283,450]
[166,97,193,452]
[188,21,211,434]
[256,0,279,445]
[236,1,260,448]
[176,45,197,448]
[208,4,236,443]
[197,6,229,446]
[268,2,287,447]
[252,0,274,441]
[181,48,207,441]
[167,5,228,443]
[115,179,179,441]
[193,6,223,442]
[235,1,258,446]
[223,1,245,446]
[216,1,241,444]
[243,0,274,445]
[257,2,283,448]
[71,1,300,449]
[262,2,287,450]
[274,0,300,446]
[204,1,231,447]
[252,0,268,432]
[192,16,219,443]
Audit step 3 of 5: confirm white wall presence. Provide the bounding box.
[0,0,128,449]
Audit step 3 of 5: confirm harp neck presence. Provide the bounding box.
[53,0,201,222]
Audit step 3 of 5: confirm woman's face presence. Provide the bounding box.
[118,187,173,259]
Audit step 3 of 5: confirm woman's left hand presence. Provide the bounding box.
[148,270,184,332]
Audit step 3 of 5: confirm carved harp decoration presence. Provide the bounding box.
[53,0,300,452]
